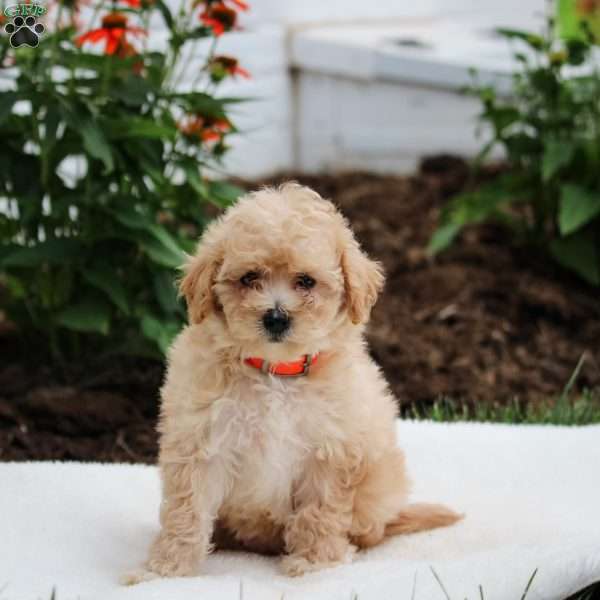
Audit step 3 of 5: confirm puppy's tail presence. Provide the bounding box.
[385,503,463,537]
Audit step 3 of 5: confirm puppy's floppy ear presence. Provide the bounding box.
[179,226,223,324]
[339,227,385,325]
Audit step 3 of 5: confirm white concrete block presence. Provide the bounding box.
[296,72,495,174]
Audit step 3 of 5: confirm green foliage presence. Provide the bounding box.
[0,0,248,359]
[429,17,600,286]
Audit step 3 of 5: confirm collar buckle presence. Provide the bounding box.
[300,354,313,376]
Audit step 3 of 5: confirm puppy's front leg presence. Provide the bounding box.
[147,459,218,578]
[282,452,357,576]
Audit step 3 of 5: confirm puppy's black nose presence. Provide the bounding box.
[262,307,290,336]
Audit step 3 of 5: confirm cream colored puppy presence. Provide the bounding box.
[124,183,461,584]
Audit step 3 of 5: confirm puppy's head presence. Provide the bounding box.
[179,183,384,358]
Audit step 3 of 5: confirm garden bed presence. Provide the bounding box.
[1,157,599,463]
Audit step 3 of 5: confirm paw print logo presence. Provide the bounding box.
[4,15,45,48]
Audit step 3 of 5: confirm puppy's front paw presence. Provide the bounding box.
[146,552,200,578]
[281,554,320,577]
[281,545,356,577]
[119,568,160,586]
[147,535,204,578]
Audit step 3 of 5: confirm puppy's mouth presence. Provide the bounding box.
[265,330,289,343]
[262,323,292,343]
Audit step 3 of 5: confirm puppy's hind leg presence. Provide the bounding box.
[350,448,462,549]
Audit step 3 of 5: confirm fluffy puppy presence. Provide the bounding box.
[124,183,461,583]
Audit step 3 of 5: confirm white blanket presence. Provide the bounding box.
[1,421,599,600]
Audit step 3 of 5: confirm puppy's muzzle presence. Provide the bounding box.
[262,307,290,340]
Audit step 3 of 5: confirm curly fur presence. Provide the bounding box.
[122,183,462,584]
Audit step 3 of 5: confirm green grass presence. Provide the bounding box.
[429,566,538,600]
[408,355,600,426]
[22,573,600,600]
[408,387,600,425]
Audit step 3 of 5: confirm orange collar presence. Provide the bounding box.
[244,353,318,377]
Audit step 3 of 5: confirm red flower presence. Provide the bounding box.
[196,0,248,11]
[76,13,146,55]
[199,2,238,36]
[178,115,232,142]
[118,0,155,8]
[208,55,250,82]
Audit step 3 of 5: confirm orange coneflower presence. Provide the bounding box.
[195,0,248,11]
[576,0,600,15]
[76,12,146,55]
[178,115,232,142]
[208,55,250,82]
[199,2,239,36]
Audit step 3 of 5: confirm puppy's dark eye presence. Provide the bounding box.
[296,274,316,289]
[240,271,259,287]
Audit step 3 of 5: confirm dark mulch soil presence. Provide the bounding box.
[1,156,599,463]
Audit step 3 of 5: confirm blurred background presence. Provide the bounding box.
[0,0,599,464]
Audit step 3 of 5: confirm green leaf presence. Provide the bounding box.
[182,161,209,198]
[2,239,83,267]
[153,270,180,314]
[136,231,184,268]
[448,185,514,224]
[565,39,589,66]
[154,0,174,28]
[140,313,180,353]
[110,76,152,107]
[482,106,520,134]
[550,231,600,285]
[80,119,114,172]
[542,140,575,181]
[43,104,61,150]
[113,206,184,255]
[529,68,560,97]
[495,28,545,50]
[107,118,175,140]
[504,133,541,160]
[58,100,114,173]
[559,184,600,235]
[110,206,185,267]
[170,92,230,118]
[0,92,18,126]
[208,180,243,208]
[57,298,112,335]
[83,266,130,315]
[427,223,462,255]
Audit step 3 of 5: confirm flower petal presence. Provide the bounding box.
[234,65,251,78]
[228,0,249,10]
[105,34,120,54]
[76,28,106,45]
